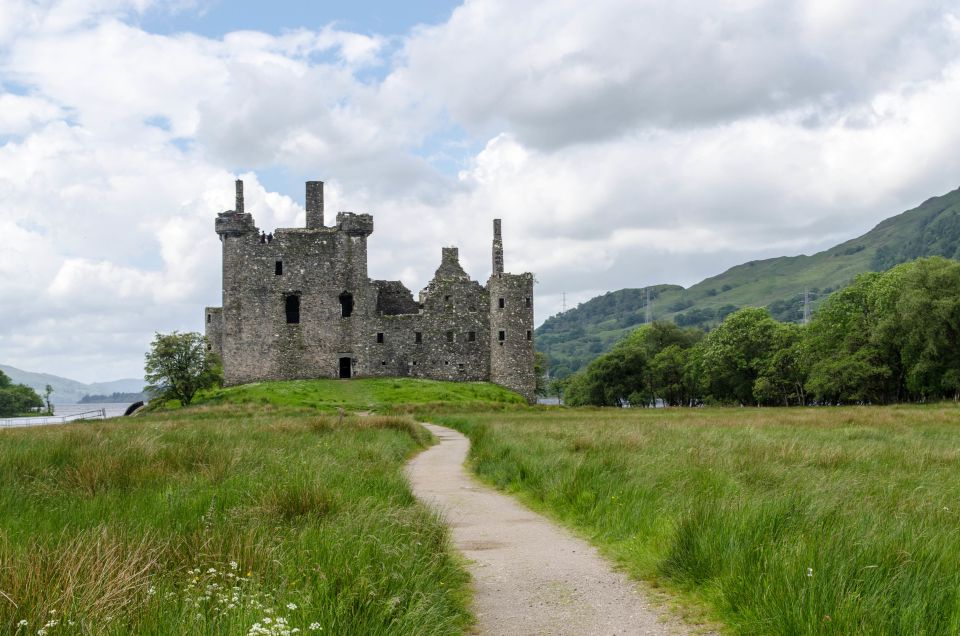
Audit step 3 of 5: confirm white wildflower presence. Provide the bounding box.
[230,560,239,570]
[806,567,813,577]
[286,602,297,610]
[309,623,321,631]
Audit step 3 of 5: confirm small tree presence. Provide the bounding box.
[144,332,222,406]
[0,370,44,416]
[43,384,54,414]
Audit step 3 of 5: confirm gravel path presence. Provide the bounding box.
[407,422,690,636]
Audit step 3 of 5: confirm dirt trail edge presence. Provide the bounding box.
[407,422,689,636]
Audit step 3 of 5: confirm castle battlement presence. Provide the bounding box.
[204,179,536,402]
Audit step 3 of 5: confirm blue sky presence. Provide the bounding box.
[140,0,460,38]
[3,0,960,382]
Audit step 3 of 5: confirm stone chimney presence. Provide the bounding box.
[492,218,504,276]
[306,180,324,228]
[235,179,244,214]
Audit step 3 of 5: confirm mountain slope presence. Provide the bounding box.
[537,185,960,377]
[0,364,144,403]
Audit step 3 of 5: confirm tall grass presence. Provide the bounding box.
[431,405,960,634]
[0,405,470,634]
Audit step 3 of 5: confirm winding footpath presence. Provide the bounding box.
[406,423,690,636]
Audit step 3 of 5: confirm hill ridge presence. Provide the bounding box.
[537,185,960,377]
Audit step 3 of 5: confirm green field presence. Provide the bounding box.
[197,377,525,412]
[0,401,472,634]
[430,405,960,634]
[8,377,960,634]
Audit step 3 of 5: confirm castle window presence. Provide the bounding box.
[498,298,505,309]
[446,331,454,343]
[498,330,505,341]
[467,331,476,342]
[207,314,211,324]
[527,330,532,341]
[285,294,300,324]
[339,292,353,318]
[525,297,531,308]
[376,332,384,344]
[381,361,387,366]
[207,344,212,351]
[415,331,422,344]
[275,261,283,276]
[458,363,464,370]
[444,295,451,302]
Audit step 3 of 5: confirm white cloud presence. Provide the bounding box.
[2,0,960,381]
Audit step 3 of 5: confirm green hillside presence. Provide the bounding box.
[538,186,960,377]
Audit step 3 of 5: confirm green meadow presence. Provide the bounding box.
[197,377,524,413]
[430,405,960,634]
[6,378,960,634]
[0,401,472,635]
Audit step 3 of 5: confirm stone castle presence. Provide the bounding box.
[204,180,536,402]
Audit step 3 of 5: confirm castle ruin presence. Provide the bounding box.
[204,180,536,402]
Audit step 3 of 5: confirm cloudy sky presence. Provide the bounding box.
[3,0,960,382]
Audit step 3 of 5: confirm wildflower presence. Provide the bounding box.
[17,619,27,627]
[286,602,298,610]
[147,586,157,595]
[208,567,217,574]
[806,567,813,577]
[309,623,321,631]
[230,561,239,570]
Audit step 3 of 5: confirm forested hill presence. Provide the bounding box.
[537,185,960,378]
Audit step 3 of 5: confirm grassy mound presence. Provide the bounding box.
[197,377,525,413]
[433,405,960,634]
[0,404,471,634]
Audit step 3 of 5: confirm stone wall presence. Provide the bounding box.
[488,271,536,402]
[204,307,223,361]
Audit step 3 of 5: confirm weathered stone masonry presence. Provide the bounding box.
[205,180,536,402]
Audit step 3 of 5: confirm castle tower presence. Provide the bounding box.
[487,219,536,402]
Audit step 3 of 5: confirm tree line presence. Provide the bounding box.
[560,257,960,406]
